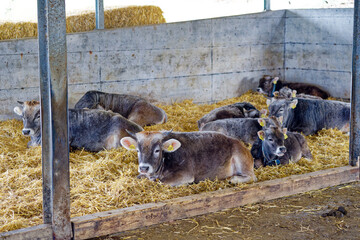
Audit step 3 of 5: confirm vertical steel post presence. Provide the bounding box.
[351,0,360,167]
[96,0,104,29]
[264,0,270,11]
[37,0,71,238]
[37,0,52,225]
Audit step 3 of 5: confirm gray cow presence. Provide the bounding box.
[275,87,322,100]
[197,102,263,130]
[14,101,143,152]
[267,98,350,135]
[251,120,313,168]
[74,90,167,127]
[200,117,277,144]
[121,131,256,186]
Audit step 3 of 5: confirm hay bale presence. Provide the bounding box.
[0,6,166,41]
[0,91,349,233]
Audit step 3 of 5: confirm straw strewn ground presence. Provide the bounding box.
[0,6,166,41]
[0,91,349,233]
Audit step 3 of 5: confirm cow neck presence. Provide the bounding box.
[154,155,166,176]
[261,142,280,166]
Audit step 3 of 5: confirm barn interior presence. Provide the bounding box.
[0,3,358,239]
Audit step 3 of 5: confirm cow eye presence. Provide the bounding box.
[154,149,160,153]
[268,138,273,142]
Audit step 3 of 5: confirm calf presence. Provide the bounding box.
[197,102,262,130]
[121,131,256,186]
[200,116,277,144]
[74,90,167,127]
[257,75,330,99]
[267,97,350,135]
[14,101,143,152]
[251,123,313,168]
[275,87,322,100]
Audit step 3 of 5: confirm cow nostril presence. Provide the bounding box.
[256,88,261,92]
[139,166,149,172]
[22,129,30,135]
[280,147,287,153]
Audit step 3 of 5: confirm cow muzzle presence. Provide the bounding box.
[275,146,286,156]
[22,128,34,136]
[138,163,153,175]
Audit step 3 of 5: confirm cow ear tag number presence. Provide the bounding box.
[130,144,136,150]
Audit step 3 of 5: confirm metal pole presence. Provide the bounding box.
[96,0,104,29]
[37,0,52,225]
[37,0,71,238]
[264,0,270,11]
[350,0,360,167]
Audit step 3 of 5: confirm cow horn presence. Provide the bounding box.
[125,129,137,139]
[163,129,173,137]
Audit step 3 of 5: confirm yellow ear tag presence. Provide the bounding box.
[291,104,296,109]
[273,78,278,84]
[259,134,264,141]
[129,144,136,150]
[167,145,174,151]
[292,92,296,98]
[259,121,265,127]
[284,133,288,139]
[261,114,266,118]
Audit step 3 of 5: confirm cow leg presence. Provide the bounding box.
[230,146,256,184]
[161,172,195,186]
[104,134,120,150]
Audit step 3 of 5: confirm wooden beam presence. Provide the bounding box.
[0,224,52,240]
[72,166,359,239]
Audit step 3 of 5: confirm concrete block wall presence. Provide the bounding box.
[284,8,353,98]
[0,9,353,120]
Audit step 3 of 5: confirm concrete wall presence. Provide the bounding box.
[285,8,353,98]
[0,9,353,120]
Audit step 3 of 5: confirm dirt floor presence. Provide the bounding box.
[96,181,360,240]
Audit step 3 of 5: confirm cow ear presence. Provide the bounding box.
[162,139,181,152]
[120,137,138,151]
[292,90,297,98]
[14,106,23,116]
[277,116,283,124]
[272,77,279,84]
[290,99,298,109]
[266,99,271,106]
[273,91,279,97]
[260,109,267,118]
[283,128,288,139]
[257,130,265,141]
[258,118,266,127]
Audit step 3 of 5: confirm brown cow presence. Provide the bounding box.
[121,131,256,186]
[74,90,167,127]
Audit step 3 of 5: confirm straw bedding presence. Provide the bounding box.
[0,6,166,41]
[0,91,349,232]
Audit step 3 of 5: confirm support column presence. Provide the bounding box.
[350,0,360,167]
[37,0,71,238]
[96,0,104,29]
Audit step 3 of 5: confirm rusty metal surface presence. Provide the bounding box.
[37,0,71,238]
[96,0,104,29]
[351,0,360,167]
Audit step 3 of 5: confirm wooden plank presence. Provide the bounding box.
[0,224,52,240]
[72,166,359,239]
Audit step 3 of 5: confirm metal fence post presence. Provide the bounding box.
[37,0,71,238]
[264,0,271,11]
[96,0,104,29]
[351,0,360,167]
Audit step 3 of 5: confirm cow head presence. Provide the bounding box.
[257,76,279,95]
[121,131,181,178]
[274,87,297,99]
[267,98,298,121]
[14,101,41,137]
[257,126,287,160]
